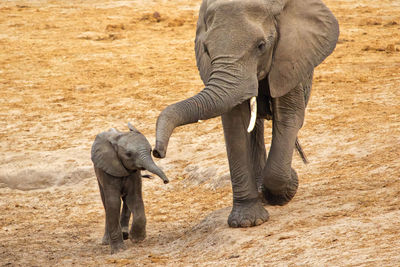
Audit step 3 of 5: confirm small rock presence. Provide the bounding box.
[140,11,164,23]
[77,31,122,41]
[75,85,90,91]
[153,11,161,22]
[386,44,396,52]
[168,19,185,27]
[228,255,240,259]
[384,21,398,26]
[105,23,125,31]
[359,18,382,26]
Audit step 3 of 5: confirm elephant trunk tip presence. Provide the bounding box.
[153,141,166,158]
[157,172,169,184]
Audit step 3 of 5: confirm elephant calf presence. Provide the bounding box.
[91,123,169,254]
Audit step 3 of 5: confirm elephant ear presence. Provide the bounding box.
[91,131,130,177]
[268,0,339,98]
[195,0,212,84]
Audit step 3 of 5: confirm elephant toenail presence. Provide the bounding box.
[255,219,264,226]
[230,220,239,228]
[240,219,251,227]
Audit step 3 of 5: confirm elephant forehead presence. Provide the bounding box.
[118,134,151,151]
[206,0,270,20]
[204,0,274,41]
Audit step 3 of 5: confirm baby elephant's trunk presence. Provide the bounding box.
[141,154,169,184]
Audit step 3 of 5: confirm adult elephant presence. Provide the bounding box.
[153,0,339,228]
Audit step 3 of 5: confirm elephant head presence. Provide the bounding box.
[91,123,169,184]
[153,0,339,158]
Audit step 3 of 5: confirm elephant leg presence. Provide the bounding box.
[97,180,110,245]
[120,197,130,240]
[262,82,306,205]
[125,177,146,242]
[222,101,269,228]
[103,188,126,254]
[252,118,267,194]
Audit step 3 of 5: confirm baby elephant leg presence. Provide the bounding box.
[125,195,146,241]
[125,178,146,242]
[104,189,126,254]
[120,197,130,240]
[97,181,110,245]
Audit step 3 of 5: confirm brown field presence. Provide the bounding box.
[0,0,399,265]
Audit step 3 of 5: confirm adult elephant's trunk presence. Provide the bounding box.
[154,63,258,158]
[140,154,169,184]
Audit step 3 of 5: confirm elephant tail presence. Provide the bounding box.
[295,137,309,164]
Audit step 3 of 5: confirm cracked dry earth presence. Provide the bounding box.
[0,0,399,266]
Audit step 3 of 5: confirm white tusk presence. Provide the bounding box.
[247,97,257,133]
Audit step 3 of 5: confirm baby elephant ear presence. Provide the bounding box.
[127,122,139,132]
[91,131,129,177]
[268,0,339,98]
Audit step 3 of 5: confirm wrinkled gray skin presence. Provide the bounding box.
[91,124,169,254]
[154,0,339,228]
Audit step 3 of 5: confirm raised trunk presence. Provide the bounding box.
[154,65,257,158]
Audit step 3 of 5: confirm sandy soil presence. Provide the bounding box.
[0,0,399,265]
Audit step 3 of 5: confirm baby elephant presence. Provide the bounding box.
[91,123,169,254]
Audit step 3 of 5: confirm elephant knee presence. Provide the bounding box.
[132,214,146,229]
[262,167,298,206]
[263,165,292,193]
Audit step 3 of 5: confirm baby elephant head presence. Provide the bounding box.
[91,123,169,184]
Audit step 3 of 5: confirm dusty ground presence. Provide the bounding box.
[0,0,399,265]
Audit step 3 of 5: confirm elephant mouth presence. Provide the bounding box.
[247,69,271,133]
[257,70,267,81]
[247,71,271,132]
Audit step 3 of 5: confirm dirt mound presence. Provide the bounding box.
[0,148,92,190]
[0,167,90,190]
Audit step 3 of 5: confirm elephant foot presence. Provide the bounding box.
[262,168,299,206]
[228,198,269,228]
[101,233,109,245]
[130,228,146,242]
[110,241,126,255]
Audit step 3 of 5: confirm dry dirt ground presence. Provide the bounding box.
[0,0,399,266]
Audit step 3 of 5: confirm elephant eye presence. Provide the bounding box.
[126,152,132,158]
[257,41,266,52]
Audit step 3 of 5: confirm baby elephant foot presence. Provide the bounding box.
[110,241,126,255]
[262,168,299,206]
[228,198,269,228]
